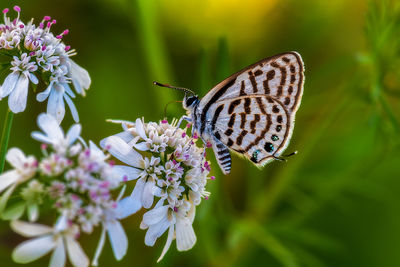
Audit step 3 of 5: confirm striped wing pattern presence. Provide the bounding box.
[197,52,304,173]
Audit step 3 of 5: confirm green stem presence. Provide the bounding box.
[0,109,14,173]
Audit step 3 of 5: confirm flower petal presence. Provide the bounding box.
[10,220,53,237]
[47,86,65,123]
[36,113,64,141]
[144,217,170,246]
[8,74,29,113]
[135,118,147,140]
[12,235,56,263]
[27,204,39,222]
[65,236,89,267]
[36,83,53,102]
[64,94,79,122]
[141,179,155,209]
[31,132,53,144]
[175,216,197,251]
[49,238,66,267]
[0,72,19,97]
[0,170,19,193]
[63,83,75,98]
[5,147,26,169]
[115,178,146,219]
[157,224,174,262]
[112,165,141,181]
[132,142,149,151]
[100,132,134,149]
[66,124,81,146]
[69,59,91,94]
[102,136,142,168]
[29,73,39,85]
[142,205,168,226]
[106,220,128,260]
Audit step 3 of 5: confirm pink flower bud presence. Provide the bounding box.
[2,8,9,14]
[13,6,21,12]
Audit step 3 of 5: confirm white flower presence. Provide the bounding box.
[0,7,90,121]
[100,135,151,218]
[0,148,37,211]
[31,113,81,154]
[102,118,212,260]
[36,45,60,72]
[11,218,89,267]
[36,80,79,123]
[0,53,38,113]
[0,28,20,49]
[141,200,197,262]
[20,180,45,222]
[92,212,128,266]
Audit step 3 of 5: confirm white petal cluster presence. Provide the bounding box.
[101,118,213,261]
[1,114,127,267]
[0,6,90,122]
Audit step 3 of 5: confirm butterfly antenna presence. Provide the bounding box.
[283,151,298,157]
[153,81,196,96]
[163,100,183,119]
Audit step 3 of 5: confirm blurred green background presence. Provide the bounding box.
[1,0,400,266]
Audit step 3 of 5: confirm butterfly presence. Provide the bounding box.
[154,52,304,174]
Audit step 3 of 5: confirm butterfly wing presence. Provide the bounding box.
[207,95,291,167]
[197,52,304,171]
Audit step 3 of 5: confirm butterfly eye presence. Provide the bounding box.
[185,96,197,107]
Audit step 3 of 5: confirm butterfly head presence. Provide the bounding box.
[183,94,199,110]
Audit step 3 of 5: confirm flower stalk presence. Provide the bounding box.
[0,108,14,173]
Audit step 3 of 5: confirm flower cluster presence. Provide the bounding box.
[0,6,90,122]
[0,5,217,266]
[101,118,213,261]
[0,114,127,267]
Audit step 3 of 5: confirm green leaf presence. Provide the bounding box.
[1,202,26,221]
[0,184,16,214]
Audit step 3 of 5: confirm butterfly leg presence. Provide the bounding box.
[174,115,192,135]
[210,137,231,175]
